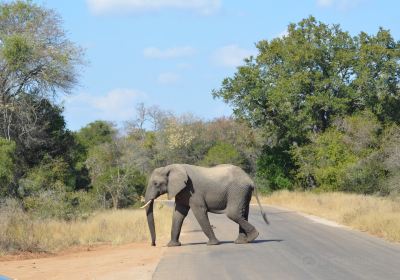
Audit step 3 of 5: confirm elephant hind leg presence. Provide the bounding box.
[230,188,258,244]
[235,204,249,244]
[227,207,259,244]
[227,211,255,233]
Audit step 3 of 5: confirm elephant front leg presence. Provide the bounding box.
[168,203,189,247]
[191,206,220,245]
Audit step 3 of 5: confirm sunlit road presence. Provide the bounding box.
[152,203,400,280]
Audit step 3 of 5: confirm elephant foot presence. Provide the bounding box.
[234,233,248,244]
[246,228,259,243]
[167,240,181,247]
[207,238,220,246]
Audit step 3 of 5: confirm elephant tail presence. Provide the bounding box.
[254,185,269,225]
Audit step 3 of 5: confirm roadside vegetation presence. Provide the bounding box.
[0,201,172,255]
[0,0,399,254]
[260,191,400,242]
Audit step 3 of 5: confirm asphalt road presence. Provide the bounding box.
[153,204,400,280]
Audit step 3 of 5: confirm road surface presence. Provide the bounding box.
[153,204,400,280]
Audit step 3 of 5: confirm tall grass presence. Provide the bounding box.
[0,200,172,255]
[260,191,400,242]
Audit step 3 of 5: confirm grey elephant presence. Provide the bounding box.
[142,164,269,247]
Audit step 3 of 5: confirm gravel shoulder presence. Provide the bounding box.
[0,242,165,280]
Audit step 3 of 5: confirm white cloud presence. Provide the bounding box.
[143,46,196,59]
[213,44,255,68]
[64,88,146,123]
[87,0,221,15]
[316,0,363,10]
[157,72,181,84]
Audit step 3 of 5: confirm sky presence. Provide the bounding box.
[31,0,399,131]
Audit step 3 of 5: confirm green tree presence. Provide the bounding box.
[18,155,71,196]
[213,16,400,190]
[86,139,145,209]
[0,1,84,196]
[75,121,116,149]
[200,142,243,167]
[292,129,358,191]
[0,0,84,142]
[0,138,16,196]
[292,111,384,193]
[72,121,116,190]
[256,146,294,192]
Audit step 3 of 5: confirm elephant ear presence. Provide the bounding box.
[165,164,188,199]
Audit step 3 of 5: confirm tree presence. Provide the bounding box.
[86,138,145,209]
[213,16,400,190]
[75,121,116,149]
[292,129,358,191]
[0,138,15,196]
[0,0,84,142]
[72,121,116,190]
[200,142,243,167]
[292,111,386,193]
[18,155,71,196]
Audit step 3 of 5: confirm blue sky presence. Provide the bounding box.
[33,0,399,130]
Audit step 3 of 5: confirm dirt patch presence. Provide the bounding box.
[0,242,165,280]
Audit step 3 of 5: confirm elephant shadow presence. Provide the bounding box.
[181,239,283,246]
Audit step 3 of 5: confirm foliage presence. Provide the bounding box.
[256,146,293,192]
[21,190,99,220]
[0,1,84,198]
[0,138,16,196]
[0,0,84,142]
[291,112,399,195]
[72,121,116,190]
[86,140,146,209]
[214,16,399,141]
[75,121,116,149]
[214,16,400,193]
[18,156,72,196]
[292,129,358,191]
[200,142,243,167]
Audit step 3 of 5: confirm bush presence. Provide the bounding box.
[292,112,400,195]
[0,138,16,196]
[18,156,73,196]
[22,189,99,220]
[256,146,294,191]
[199,142,243,167]
[342,154,386,194]
[293,129,358,191]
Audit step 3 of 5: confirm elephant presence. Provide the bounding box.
[142,164,269,247]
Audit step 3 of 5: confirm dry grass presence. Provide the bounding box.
[0,202,172,255]
[259,191,400,242]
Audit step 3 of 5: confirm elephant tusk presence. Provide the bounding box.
[140,200,153,209]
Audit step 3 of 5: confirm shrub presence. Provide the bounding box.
[292,129,357,191]
[200,142,243,167]
[256,146,294,191]
[22,189,99,220]
[0,138,16,196]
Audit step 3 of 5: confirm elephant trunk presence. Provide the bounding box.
[145,200,156,246]
[144,186,156,246]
